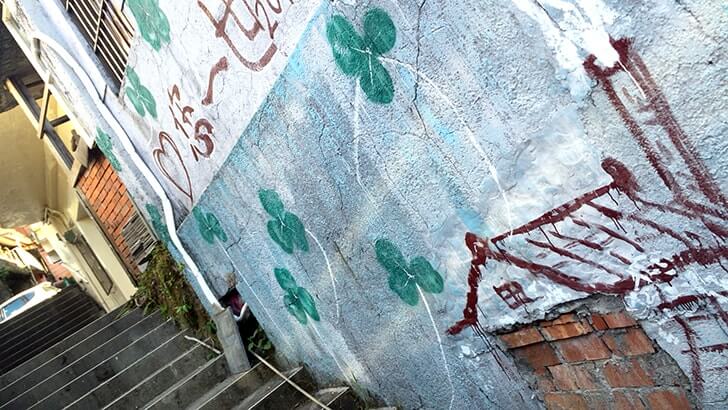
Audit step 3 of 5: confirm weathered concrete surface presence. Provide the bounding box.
[5,0,727,407]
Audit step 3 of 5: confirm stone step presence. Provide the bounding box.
[192,361,278,410]
[101,341,219,410]
[0,289,90,352]
[61,330,199,409]
[230,367,313,410]
[0,298,101,375]
[0,307,140,388]
[1,317,176,409]
[292,386,359,410]
[0,287,84,336]
[143,354,229,410]
[0,309,156,404]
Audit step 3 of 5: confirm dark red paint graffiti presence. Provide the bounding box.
[448,38,727,336]
[202,56,229,105]
[197,0,294,71]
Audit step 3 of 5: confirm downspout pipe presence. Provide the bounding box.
[29,32,223,314]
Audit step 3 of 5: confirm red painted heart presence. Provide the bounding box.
[153,131,194,206]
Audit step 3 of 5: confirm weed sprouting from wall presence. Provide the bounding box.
[132,244,218,346]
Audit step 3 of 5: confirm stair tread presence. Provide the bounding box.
[103,341,219,409]
[186,365,263,410]
[230,367,303,410]
[142,352,227,409]
[292,386,351,410]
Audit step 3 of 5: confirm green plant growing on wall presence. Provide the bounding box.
[125,67,157,118]
[96,128,123,172]
[259,189,308,254]
[146,204,170,245]
[326,8,397,104]
[128,0,170,51]
[247,326,274,357]
[375,239,444,306]
[133,244,217,345]
[275,267,319,324]
[193,207,228,244]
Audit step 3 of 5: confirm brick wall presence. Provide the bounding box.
[499,308,695,410]
[76,154,138,277]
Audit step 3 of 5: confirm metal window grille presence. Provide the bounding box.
[61,0,134,90]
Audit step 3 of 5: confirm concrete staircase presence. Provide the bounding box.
[0,307,360,409]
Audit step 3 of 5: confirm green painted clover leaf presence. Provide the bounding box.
[275,267,320,324]
[96,128,122,172]
[193,207,228,244]
[125,68,157,118]
[259,189,308,254]
[326,8,396,104]
[145,204,170,245]
[375,239,444,306]
[128,0,170,51]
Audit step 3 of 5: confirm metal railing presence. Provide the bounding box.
[61,0,133,89]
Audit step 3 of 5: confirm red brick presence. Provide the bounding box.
[614,391,647,410]
[500,327,544,349]
[553,334,611,362]
[544,393,588,410]
[548,364,578,391]
[513,342,560,369]
[644,389,691,410]
[541,320,592,341]
[571,363,598,390]
[541,314,577,327]
[591,314,609,331]
[537,376,556,393]
[603,359,654,387]
[602,312,637,329]
[602,328,655,357]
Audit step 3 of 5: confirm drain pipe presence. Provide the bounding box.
[29,31,252,373]
[29,32,222,312]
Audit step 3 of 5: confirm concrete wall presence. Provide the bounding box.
[5,0,727,407]
[0,106,46,227]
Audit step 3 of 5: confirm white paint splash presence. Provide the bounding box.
[418,286,455,410]
[305,227,341,320]
[512,0,620,99]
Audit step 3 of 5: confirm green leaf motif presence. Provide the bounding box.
[363,8,396,55]
[275,268,319,324]
[326,8,397,104]
[145,204,170,245]
[359,58,394,104]
[274,268,297,291]
[296,287,320,321]
[259,189,308,254]
[374,238,445,306]
[259,189,285,219]
[128,0,170,51]
[96,128,122,172]
[193,207,228,244]
[410,256,444,294]
[326,16,367,76]
[125,67,157,118]
[284,292,308,324]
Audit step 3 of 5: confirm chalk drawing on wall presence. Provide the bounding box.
[124,67,157,119]
[259,189,309,254]
[128,0,171,51]
[447,38,727,339]
[197,0,296,71]
[96,128,122,172]
[326,8,396,104]
[275,267,320,325]
[152,84,220,207]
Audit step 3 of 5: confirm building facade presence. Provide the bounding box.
[1,0,726,408]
